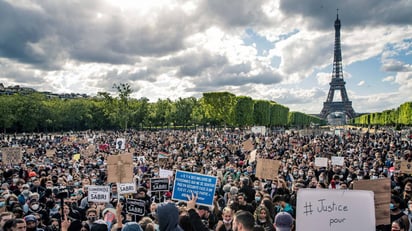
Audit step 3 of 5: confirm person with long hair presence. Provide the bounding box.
[253,206,274,231]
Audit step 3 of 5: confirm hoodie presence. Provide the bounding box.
[157,202,183,231]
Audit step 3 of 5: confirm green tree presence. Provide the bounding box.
[202,92,236,127]
[0,95,17,133]
[253,100,271,126]
[175,97,197,128]
[234,96,254,127]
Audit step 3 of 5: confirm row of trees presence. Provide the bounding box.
[0,85,326,133]
[352,102,412,126]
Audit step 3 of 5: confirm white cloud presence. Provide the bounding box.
[357,80,365,86]
[382,76,395,82]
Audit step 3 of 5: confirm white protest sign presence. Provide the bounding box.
[136,156,146,163]
[296,189,375,231]
[117,182,137,195]
[159,168,174,178]
[116,138,126,150]
[249,149,257,163]
[331,156,344,166]
[88,186,110,203]
[315,157,328,167]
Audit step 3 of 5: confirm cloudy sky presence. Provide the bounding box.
[0,0,411,114]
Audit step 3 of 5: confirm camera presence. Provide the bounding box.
[52,186,74,199]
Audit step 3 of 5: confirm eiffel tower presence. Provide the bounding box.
[320,11,356,121]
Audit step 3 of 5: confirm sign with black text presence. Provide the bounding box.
[296,189,375,231]
[150,178,169,192]
[88,186,110,203]
[117,182,137,195]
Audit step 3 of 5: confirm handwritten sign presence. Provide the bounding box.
[150,178,169,192]
[88,186,110,203]
[126,199,146,216]
[159,168,174,178]
[315,157,328,168]
[117,182,137,195]
[172,170,217,206]
[107,154,134,183]
[255,158,280,180]
[296,189,375,231]
[352,178,391,226]
[1,147,22,165]
[331,156,344,166]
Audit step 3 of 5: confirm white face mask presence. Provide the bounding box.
[223,218,232,224]
[31,204,40,210]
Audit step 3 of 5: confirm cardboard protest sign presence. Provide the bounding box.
[150,178,169,192]
[296,189,375,231]
[400,161,412,174]
[315,157,328,168]
[117,182,137,195]
[116,138,126,150]
[352,178,391,226]
[88,186,110,203]
[255,158,280,180]
[331,156,344,166]
[46,149,55,157]
[81,145,95,157]
[172,170,217,206]
[242,139,254,152]
[126,199,145,216]
[1,147,22,165]
[107,154,134,183]
[159,168,174,178]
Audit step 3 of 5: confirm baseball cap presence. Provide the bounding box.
[274,212,293,231]
[24,215,37,223]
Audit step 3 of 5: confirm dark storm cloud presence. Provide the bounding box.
[0,1,49,65]
[279,0,412,30]
[0,0,193,69]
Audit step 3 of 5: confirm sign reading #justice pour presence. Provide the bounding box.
[172,170,217,206]
[296,189,375,231]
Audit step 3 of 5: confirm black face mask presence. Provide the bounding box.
[88,216,96,222]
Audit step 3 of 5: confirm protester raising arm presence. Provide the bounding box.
[186,193,209,231]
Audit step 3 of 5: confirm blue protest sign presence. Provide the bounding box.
[172,170,217,206]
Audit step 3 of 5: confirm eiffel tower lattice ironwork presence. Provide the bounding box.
[320,11,356,119]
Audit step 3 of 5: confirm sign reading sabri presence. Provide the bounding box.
[296,189,375,231]
[88,186,110,203]
[172,170,217,206]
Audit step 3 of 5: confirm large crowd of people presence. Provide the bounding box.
[0,127,411,231]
